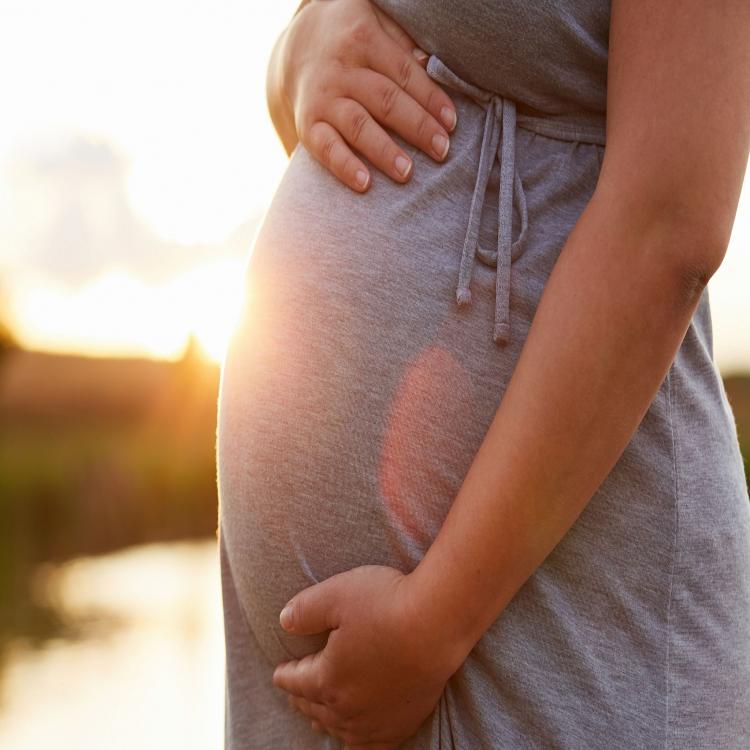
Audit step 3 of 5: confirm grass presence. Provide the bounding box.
[0,345,220,648]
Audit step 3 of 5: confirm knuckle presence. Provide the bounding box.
[317,668,346,708]
[414,110,431,141]
[320,685,340,706]
[379,83,400,119]
[396,56,413,90]
[319,135,337,168]
[336,707,363,732]
[348,108,369,145]
[315,69,336,99]
[306,120,322,146]
[336,714,355,732]
[315,663,331,697]
[394,29,410,48]
[424,86,441,117]
[380,139,397,167]
[348,18,374,48]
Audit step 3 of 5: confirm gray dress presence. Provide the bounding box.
[216,1,750,747]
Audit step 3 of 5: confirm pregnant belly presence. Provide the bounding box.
[216,142,508,666]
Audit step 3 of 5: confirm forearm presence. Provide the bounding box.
[408,186,717,664]
[266,0,311,156]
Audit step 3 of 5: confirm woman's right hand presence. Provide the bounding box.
[267,0,457,192]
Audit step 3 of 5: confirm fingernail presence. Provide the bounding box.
[280,605,292,630]
[355,169,369,189]
[440,106,457,132]
[411,47,428,64]
[395,154,412,178]
[432,133,449,159]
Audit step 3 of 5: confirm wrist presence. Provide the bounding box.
[400,563,481,677]
[278,0,322,118]
[266,19,300,154]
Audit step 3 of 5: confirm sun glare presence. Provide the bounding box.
[168,260,247,363]
[10,259,247,364]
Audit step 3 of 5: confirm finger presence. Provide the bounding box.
[302,120,371,194]
[272,650,326,701]
[411,47,429,68]
[370,8,429,68]
[371,5,416,53]
[287,694,345,729]
[344,68,450,162]
[329,97,414,183]
[279,575,344,634]
[364,34,457,133]
[289,691,364,725]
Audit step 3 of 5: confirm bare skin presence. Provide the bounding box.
[271,1,750,748]
[266,0,457,192]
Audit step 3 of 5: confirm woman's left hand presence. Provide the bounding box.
[272,565,465,749]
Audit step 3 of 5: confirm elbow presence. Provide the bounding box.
[657,224,728,308]
[672,251,720,304]
[663,206,730,300]
[593,176,731,300]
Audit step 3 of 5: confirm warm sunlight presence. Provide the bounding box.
[172,260,248,363]
[1,0,749,370]
[9,259,248,363]
[0,0,298,365]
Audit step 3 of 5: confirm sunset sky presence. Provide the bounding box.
[1,0,748,371]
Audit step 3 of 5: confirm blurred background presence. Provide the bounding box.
[0,1,748,747]
[0,1,300,747]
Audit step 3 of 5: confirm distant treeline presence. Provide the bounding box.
[0,344,219,644]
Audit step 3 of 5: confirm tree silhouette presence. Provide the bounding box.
[0,318,17,364]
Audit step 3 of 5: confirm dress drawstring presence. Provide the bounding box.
[426,56,530,347]
[425,54,607,347]
[455,96,529,345]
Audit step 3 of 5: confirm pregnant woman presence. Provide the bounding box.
[217,0,750,747]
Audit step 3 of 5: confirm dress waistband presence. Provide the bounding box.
[425,54,607,346]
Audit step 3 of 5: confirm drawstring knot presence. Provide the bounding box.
[425,55,529,347]
[425,54,607,347]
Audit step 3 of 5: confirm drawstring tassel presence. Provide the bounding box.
[454,93,528,347]
[455,99,502,307]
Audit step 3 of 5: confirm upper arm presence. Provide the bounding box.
[597,0,750,271]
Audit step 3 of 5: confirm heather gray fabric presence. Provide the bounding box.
[216,1,750,747]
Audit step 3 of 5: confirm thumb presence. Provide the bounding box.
[279,577,341,635]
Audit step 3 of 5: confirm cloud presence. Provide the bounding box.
[0,133,259,287]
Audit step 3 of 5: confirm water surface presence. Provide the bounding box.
[0,540,224,749]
